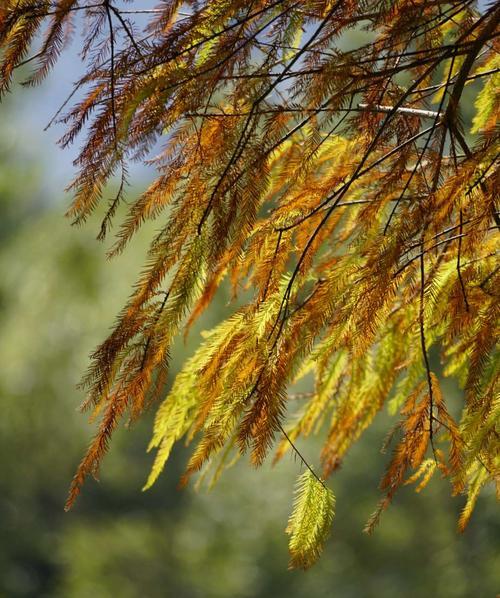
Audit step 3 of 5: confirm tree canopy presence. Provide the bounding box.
[1,0,498,568]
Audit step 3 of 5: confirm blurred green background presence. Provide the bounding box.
[0,79,498,598]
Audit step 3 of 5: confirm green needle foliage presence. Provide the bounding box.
[286,470,335,570]
[0,0,498,568]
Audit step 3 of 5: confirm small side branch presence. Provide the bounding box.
[104,0,118,150]
[418,240,436,454]
[277,422,327,490]
[457,208,470,311]
[358,103,441,119]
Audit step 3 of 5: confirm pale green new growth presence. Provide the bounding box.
[286,470,335,570]
[471,54,500,134]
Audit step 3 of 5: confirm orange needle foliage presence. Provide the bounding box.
[1,0,498,568]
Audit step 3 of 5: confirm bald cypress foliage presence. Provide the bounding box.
[1,1,498,567]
